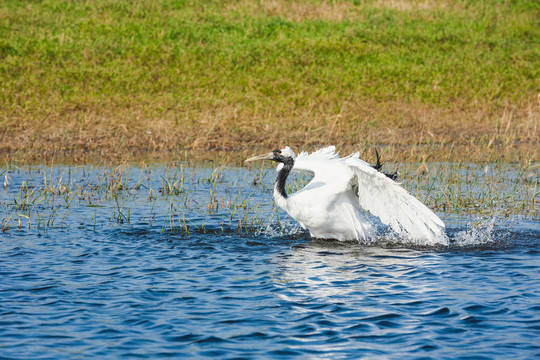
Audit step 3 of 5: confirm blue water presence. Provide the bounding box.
[0,164,538,359]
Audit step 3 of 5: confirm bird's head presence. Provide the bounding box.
[245,146,295,165]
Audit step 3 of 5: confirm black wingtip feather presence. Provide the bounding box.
[372,149,383,171]
[371,148,398,181]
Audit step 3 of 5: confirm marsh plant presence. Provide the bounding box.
[0,161,537,241]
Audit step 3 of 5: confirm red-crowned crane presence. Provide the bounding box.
[245,146,446,245]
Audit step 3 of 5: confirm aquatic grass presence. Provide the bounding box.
[111,193,130,225]
[403,161,539,225]
[0,161,537,238]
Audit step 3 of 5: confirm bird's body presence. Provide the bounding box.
[274,152,376,240]
[245,146,446,245]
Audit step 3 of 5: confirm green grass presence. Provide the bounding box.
[0,0,538,162]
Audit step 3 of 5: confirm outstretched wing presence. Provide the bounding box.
[291,146,352,195]
[345,154,445,243]
[292,145,342,179]
[296,145,340,162]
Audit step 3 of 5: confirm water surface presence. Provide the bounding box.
[0,164,538,359]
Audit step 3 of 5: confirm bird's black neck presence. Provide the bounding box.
[276,159,294,199]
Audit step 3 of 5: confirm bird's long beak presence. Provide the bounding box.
[244,152,274,163]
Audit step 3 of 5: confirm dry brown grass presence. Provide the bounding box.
[1,98,537,165]
[371,0,459,12]
[227,0,463,22]
[252,0,362,22]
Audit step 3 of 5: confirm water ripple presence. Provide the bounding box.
[0,224,539,359]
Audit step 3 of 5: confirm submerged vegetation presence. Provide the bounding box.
[0,162,537,242]
[0,0,538,163]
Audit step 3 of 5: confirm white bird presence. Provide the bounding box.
[245,146,446,244]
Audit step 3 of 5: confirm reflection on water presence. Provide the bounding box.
[269,236,540,358]
[274,240,427,301]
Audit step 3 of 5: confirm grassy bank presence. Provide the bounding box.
[0,0,538,163]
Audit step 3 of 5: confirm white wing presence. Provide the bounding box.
[292,145,351,195]
[291,145,341,177]
[282,146,445,243]
[296,145,340,162]
[345,154,445,243]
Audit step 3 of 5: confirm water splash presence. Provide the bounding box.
[251,213,523,249]
[361,227,450,247]
[449,216,511,247]
[256,218,304,238]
